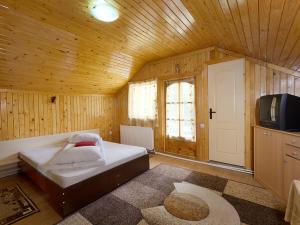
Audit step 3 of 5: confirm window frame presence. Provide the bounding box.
[165,77,196,142]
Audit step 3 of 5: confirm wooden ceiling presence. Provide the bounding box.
[1,0,300,94]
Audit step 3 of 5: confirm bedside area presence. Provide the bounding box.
[254,126,300,203]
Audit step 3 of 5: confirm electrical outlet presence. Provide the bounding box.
[109,130,112,135]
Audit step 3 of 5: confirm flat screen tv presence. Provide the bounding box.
[259,94,300,131]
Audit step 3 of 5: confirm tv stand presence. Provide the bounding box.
[254,126,300,203]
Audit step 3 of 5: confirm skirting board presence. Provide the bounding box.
[156,152,253,174]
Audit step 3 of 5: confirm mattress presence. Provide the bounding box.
[19,141,147,188]
[19,146,61,173]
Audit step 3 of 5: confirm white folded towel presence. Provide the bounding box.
[43,142,106,171]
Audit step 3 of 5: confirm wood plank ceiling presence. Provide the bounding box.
[1,0,300,94]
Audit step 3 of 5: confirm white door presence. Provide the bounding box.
[208,58,245,166]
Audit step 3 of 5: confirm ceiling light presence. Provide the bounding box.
[91,1,119,22]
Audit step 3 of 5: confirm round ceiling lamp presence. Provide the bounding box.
[91,1,119,22]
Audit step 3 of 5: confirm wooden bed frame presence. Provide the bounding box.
[19,154,149,217]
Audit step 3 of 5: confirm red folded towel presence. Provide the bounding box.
[75,141,97,147]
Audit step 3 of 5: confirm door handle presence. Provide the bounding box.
[209,108,216,119]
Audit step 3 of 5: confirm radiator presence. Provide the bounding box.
[120,125,154,150]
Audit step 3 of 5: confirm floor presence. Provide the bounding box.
[1,154,261,225]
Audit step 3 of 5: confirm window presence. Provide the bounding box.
[166,78,195,141]
[128,80,157,120]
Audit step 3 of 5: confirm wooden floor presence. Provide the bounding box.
[1,154,259,225]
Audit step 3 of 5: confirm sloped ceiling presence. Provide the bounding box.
[1,0,300,94]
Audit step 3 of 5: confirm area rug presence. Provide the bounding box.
[58,164,288,225]
[0,184,39,225]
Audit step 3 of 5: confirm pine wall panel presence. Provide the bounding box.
[116,48,213,162]
[214,48,300,169]
[0,90,117,142]
[116,47,300,169]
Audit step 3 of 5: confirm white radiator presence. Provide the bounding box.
[120,125,154,150]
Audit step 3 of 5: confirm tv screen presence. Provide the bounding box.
[259,94,300,131]
[259,95,282,129]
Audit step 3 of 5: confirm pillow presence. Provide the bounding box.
[68,133,101,144]
[46,144,103,166]
[75,141,97,147]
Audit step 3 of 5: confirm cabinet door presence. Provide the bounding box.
[283,155,300,200]
[254,128,283,198]
[254,128,268,181]
[267,131,283,197]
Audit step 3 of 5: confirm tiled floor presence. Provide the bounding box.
[1,154,262,225]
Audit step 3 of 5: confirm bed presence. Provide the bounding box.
[19,140,149,217]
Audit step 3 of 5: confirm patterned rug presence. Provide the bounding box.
[0,185,39,225]
[58,164,288,225]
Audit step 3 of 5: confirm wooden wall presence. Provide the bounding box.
[116,47,213,161]
[0,90,117,142]
[115,47,300,169]
[214,48,300,169]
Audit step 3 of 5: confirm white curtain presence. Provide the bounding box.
[166,79,195,141]
[128,80,157,121]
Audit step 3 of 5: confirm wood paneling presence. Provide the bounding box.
[116,47,300,169]
[214,48,300,169]
[116,48,212,161]
[165,139,197,159]
[1,0,300,94]
[116,48,213,160]
[0,90,117,142]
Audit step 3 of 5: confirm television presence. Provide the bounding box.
[259,94,300,131]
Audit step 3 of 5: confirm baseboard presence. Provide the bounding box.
[156,152,253,174]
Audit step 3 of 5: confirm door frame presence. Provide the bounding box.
[207,58,246,167]
[162,75,197,159]
[155,56,252,169]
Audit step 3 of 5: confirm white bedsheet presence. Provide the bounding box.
[19,146,61,173]
[19,141,147,188]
